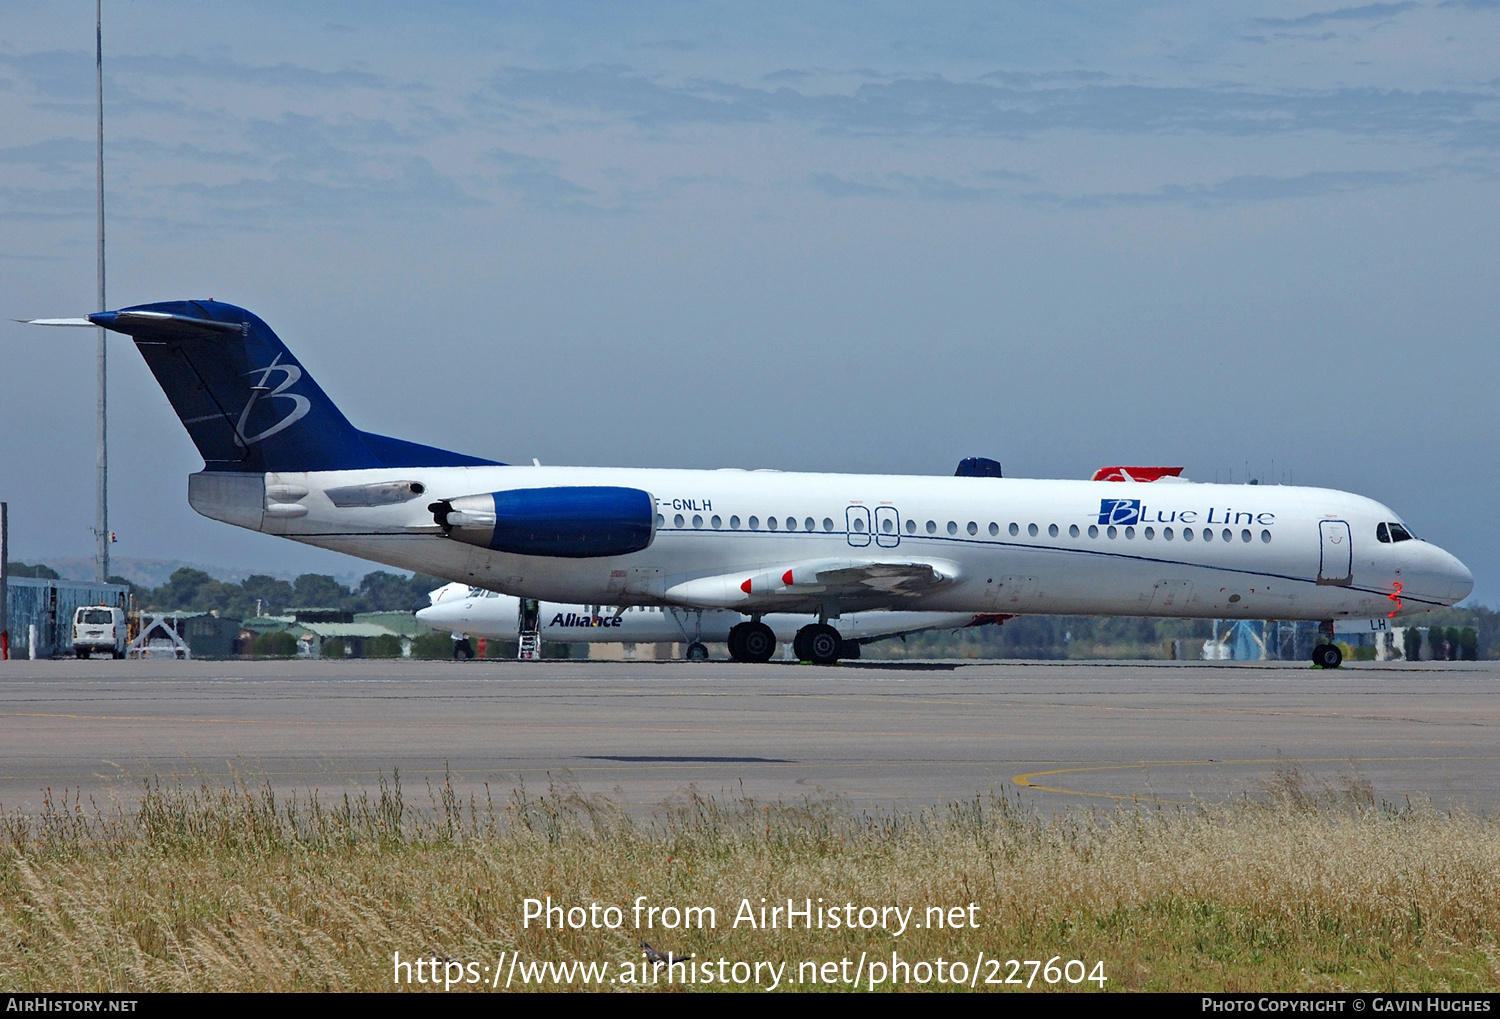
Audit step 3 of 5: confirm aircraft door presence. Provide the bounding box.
[1317,520,1353,586]
[518,598,541,632]
[845,506,872,547]
[874,506,900,548]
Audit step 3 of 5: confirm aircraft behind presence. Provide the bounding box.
[44,300,1473,668]
[415,582,1001,660]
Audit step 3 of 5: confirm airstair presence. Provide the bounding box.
[517,598,541,660]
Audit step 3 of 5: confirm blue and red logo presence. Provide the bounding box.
[1098,499,1142,526]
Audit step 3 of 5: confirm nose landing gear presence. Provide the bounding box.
[1312,643,1344,669]
[1312,620,1342,668]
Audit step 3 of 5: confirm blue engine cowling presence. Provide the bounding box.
[430,486,656,558]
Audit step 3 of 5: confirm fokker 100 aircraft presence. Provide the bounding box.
[415,581,1001,660]
[34,301,1473,667]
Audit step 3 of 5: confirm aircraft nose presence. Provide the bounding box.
[1398,542,1473,608]
[1443,550,1475,604]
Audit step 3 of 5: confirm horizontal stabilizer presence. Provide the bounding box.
[19,317,95,327]
[90,309,247,338]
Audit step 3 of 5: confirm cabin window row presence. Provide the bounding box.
[656,512,1272,545]
[661,513,841,532]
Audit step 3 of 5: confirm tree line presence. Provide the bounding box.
[9,560,1497,660]
[868,608,1499,661]
[6,563,446,619]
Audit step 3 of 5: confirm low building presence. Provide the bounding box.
[4,577,128,659]
[288,621,407,658]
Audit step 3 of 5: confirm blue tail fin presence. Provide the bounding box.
[92,300,499,472]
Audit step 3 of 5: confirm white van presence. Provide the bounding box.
[72,606,126,659]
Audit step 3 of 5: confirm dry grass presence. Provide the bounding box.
[2,769,1497,992]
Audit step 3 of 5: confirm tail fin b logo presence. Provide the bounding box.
[1098,498,1141,526]
[236,354,311,446]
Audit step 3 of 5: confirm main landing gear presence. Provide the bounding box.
[727,621,776,663]
[726,618,853,665]
[792,623,843,665]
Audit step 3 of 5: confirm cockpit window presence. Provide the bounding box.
[1388,522,1414,542]
[1376,523,1390,543]
[1378,522,1415,543]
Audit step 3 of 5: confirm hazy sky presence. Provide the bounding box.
[3,2,1498,602]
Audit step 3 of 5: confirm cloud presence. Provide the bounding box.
[155,157,482,228]
[1031,168,1432,208]
[480,66,770,128]
[482,148,601,211]
[1249,2,1420,27]
[109,52,387,92]
[892,174,993,201]
[111,138,263,168]
[238,112,448,178]
[476,66,1498,145]
[809,173,897,198]
[0,136,258,174]
[979,168,1037,183]
[0,138,95,170]
[0,184,96,221]
[810,171,999,202]
[0,50,388,104]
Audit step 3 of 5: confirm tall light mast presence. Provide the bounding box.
[95,0,109,583]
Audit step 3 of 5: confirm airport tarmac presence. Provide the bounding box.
[0,658,1496,817]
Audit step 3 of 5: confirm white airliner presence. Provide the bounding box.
[415,581,999,660]
[36,301,1473,668]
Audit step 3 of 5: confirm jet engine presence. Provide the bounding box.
[429,486,656,558]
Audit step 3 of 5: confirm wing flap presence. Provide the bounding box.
[662,557,962,611]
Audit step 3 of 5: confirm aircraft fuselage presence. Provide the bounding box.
[190,465,1471,621]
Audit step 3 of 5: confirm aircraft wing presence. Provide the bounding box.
[660,556,963,613]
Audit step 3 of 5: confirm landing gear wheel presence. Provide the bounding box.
[792,629,811,663]
[1312,643,1343,669]
[839,640,861,660]
[796,624,842,665]
[685,641,709,662]
[731,622,776,663]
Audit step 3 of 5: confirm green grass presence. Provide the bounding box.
[1,771,1497,992]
